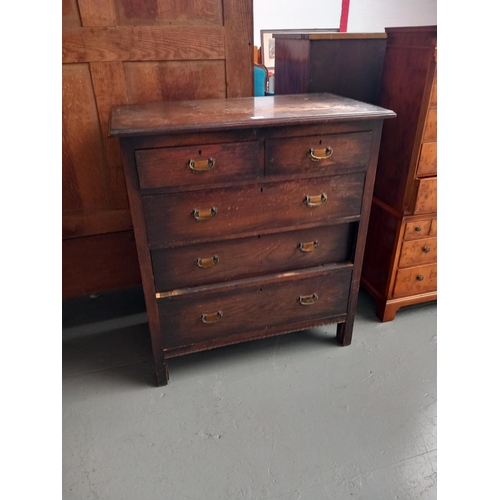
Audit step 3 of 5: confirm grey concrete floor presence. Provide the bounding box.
[62,287,437,500]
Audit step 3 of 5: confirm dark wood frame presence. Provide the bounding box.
[260,28,339,70]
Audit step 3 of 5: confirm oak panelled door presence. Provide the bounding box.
[62,0,254,298]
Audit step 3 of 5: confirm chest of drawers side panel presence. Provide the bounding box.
[118,140,168,385]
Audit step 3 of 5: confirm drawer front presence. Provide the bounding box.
[152,223,354,291]
[422,108,437,142]
[416,142,437,177]
[429,218,437,237]
[393,263,437,298]
[413,177,437,214]
[398,237,437,268]
[265,131,372,175]
[158,265,352,349]
[143,173,365,248]
[403,220,431,240]
[135,142,260,189]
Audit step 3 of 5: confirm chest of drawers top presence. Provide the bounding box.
[109,93,395,138]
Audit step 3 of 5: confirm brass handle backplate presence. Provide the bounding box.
[308,146,333,161]
[298,293,319,306]
[304,193,327,208]
[298,241,319,252]
[422,246,431,253]
[201,311,223,324]
[188,157,215,173]
[416,275,424,281]
[192,207,217,221]
[196,255,219,268]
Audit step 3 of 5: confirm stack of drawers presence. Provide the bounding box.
[110,93,394,385]
[361,26,437,322]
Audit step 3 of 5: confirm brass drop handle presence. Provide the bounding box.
[196,255,219,268]
[192,207,217,221]
[298,241,319,252]
[422,246,431,253]
[298,293,319,306]
[304,193,327,208]
[187,157,215,173]
[414,226,422,232]
[201,311,223,324]
[308,146,333,161]
[416,275,424,281]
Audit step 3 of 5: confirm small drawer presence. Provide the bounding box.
[422,108,437,143]
[152,223,355,290]
[398,237,436,268]
[135,141,260,189]
[143,172,365,248]
[158,265,352,349]
[393,263,437,297]
[412,177,437,214]
[416,142,437,177]
[429,218,437,237]
[265,131,372,176]
[403,220,431,240]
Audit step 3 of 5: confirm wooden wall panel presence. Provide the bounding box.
[62,231,141,297]
[62,64,109,212]
[116,0,223,26]
[62,0,82,27]
[62,26,226,63]
[62,0,253,298]
[123,61,227,103]
[78,0,117,26]
[90,62,129,209]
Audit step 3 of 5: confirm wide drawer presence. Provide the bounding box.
[152,223,355,291]
[398,237,437,268]
[135,141,260,189]
[158,264,352,349]
[416,142,437,177]
[265,131,372,175]
[393,263,437,298]
[143,173,365,248]
[412,176,437,214]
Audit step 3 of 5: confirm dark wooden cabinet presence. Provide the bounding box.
[273,33,387,105]
[110,94,395,385]
[361,26,437,321]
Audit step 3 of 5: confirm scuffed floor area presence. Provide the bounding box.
[62,288,437,500]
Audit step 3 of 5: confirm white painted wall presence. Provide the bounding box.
[253,0,342,45]
[348,0,436,32]
[253,0,437,46]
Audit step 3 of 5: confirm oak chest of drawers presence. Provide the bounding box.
[110,93,395,385]
[361,26,437,321]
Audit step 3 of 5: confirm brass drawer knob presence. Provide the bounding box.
[304,193,327,207]
[298,293,319,306]
[422,246,431,253]
[192,207,217,221]
[416,274,424,281]
[187,157,215,172]
[414,226,422,232]
[201,311,223,324]
[196,255,219,268]
[308,146,333,161]
[298,240,319,252]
